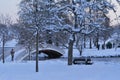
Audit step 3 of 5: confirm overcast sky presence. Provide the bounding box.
[0,0,120,25]
[0,0,21,23]
[108,0,120,26]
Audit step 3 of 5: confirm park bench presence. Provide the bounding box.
[73,57,93,65]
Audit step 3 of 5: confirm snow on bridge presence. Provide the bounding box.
[40,44,65,55]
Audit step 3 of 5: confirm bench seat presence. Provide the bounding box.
[73,58,93,65]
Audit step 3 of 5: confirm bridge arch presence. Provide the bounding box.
[37,44,65,58]
[39,49,63,58]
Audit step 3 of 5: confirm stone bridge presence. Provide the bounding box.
[19,44,65,61]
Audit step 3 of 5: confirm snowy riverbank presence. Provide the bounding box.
[63,48,120,57]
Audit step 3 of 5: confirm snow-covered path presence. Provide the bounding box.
[0,60,120,80]
[5,49,25,62]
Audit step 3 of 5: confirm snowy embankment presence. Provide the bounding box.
[0,39,26,62]
[0,39,18,47]
[0,60,120,80]
[64,48,120,57]
[0,39,18,59]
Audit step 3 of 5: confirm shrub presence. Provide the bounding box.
[106,42,112,49]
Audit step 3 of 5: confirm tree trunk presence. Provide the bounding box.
[96,37,100,50]
[80,45,82,56]
[2,34,5,63]
[84,34,86,48]
[96,33,99,50]
[36,30,39,72]
[89,37,92,49]
[103,40,105,49]
[28,47,31,61]
[68,39,74,65]
[34,0,39,72]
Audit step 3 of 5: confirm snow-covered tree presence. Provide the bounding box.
[61,0,114,65]
[112,25,120,49]
[18,0,115,65]
[0,24,8,63]
[19,0,66,72]
[0,14,12,63]
[19,0,43,72]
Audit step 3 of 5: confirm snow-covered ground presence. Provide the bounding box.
[0,60,120,80]
[1,39,120,80]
